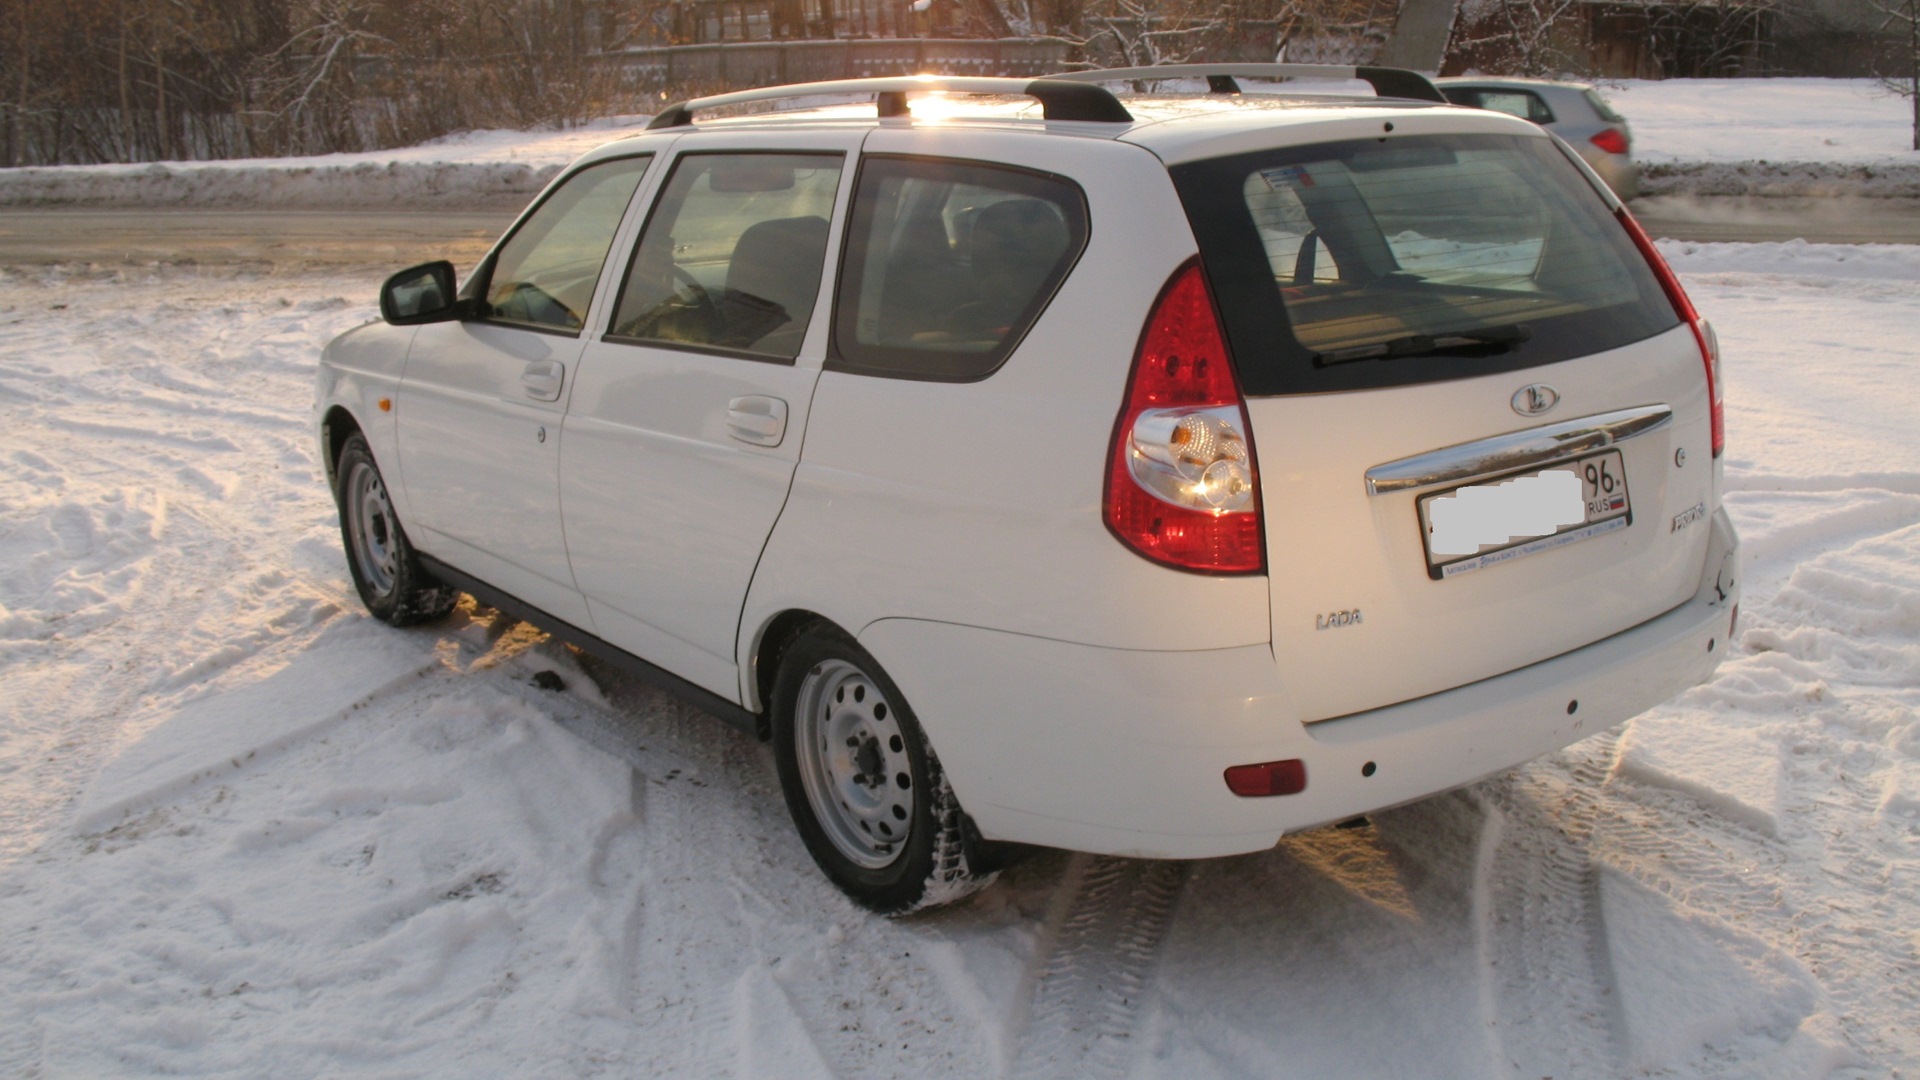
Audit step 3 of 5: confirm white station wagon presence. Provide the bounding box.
[317,64,1739,912]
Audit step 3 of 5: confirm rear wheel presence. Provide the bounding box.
[772,626,992,914]
[335,433,457,626]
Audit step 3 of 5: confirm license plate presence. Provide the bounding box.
[1418,450,1631,580]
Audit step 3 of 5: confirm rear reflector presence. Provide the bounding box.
[1589,128,1630,155]
[1224,759,1307,797]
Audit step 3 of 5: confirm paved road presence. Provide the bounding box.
[1,197,1917,272]
[0,209,513,271]
[1629,195,1920,245]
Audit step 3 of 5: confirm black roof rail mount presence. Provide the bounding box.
[1047,63,1446,104]
[646,76,1133,130]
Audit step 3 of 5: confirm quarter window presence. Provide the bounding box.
[484,155,652,333]
[609,153,844,361]
[830,157,1087,381]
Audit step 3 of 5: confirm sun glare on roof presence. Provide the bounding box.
[902,91,966,124]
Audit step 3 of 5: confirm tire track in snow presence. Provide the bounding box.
[1482,713,1914,1073]
[1475,732,1624,1079]
[0,275,372,859]
[1007,854,1189,1080]
[0,1017,44,1079]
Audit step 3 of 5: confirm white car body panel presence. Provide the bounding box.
[567,129,861,701]
[863,507,1735,857]
[736,128,1271,712]
[397,320,591,627]
[1252,324,1714,721]
[316,320,415,516]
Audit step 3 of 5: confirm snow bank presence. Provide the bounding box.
[1596,867,1854,1075]
[1615,709,1789,836]
[0,160,563,209]
[1,79,1914,206]
[1641,159,1920,198]
[0,118,647,208]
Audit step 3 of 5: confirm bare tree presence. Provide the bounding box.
[1877,0,1920,149]
[1034,0,1245,68]
[249,0,391,155]
[1444,0,1593,76]
[1276,0,1396,64]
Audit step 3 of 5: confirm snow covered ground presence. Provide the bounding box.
[0,236,1916,1076]
[0,78,1913,206]
[1609,79,1914,166]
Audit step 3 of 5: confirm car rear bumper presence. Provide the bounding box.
[862,508,1738,858]
[1583,149,1640,199]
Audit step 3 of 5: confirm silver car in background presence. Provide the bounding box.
[1436,78,1638,198]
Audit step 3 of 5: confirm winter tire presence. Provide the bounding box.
[335,432,458,626]
[772,626,993,914]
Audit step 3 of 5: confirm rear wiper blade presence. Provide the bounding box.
[1312,323,1532,367]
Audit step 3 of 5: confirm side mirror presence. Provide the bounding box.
[380,260,460,325]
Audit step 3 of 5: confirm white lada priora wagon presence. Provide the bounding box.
[317,65,1738,912]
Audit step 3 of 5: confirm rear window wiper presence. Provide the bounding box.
[1311,323,1532,367]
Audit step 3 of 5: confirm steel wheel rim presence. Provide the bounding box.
[795,658,915,870]
[345,461,401,599]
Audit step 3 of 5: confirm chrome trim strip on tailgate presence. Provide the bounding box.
[1364,404,1673,496]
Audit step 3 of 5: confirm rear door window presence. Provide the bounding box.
[1173,133,1677,395]
[829,156,1088,381]
[608,152,844,361]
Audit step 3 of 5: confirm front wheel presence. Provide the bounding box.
[335,432,457,626]
[771,626,992,914]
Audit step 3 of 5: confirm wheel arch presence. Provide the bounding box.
[320,405,364,489]
[747,608,841,735]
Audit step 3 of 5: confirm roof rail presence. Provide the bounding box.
[646,76,1133,130]
[1048,64,1446,104]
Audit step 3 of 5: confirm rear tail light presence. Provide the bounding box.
[1104,261,1264,574]
[1589,128,1630,155]
[1617,208,1723,457]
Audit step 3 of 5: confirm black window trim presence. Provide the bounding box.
[824,152,1092,384]
[1170,131,1678,397]
[458,151,658,340]
[598,147,850,368]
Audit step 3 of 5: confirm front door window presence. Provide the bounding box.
[485,155,653,332]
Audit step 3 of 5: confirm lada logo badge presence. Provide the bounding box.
[1512,384,1560,417]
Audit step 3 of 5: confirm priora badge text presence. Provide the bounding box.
[1671,502,1706,533]
[1511,383,1560,417]
[1316,609,1362,630]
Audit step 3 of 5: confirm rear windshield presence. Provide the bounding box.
[1171,133,1677,395]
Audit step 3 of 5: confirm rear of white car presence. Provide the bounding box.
[319,72,1735,909]
[789,98,1736,858]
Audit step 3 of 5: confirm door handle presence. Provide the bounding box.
[521,359,564,402]
[727,396,788,447]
